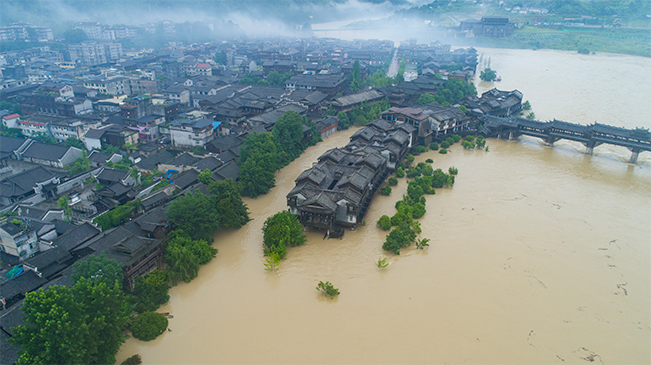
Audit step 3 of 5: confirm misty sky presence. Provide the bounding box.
[0,0,434,35]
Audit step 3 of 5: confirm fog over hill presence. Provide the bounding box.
[0,0,432,34]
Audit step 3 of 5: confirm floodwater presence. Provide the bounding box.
[117,49,651,364]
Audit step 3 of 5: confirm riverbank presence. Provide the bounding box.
[458,26,651,58]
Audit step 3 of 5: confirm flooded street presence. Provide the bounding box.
[117,49,650,364]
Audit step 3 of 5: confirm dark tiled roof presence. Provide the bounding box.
[217,150,237,163]
[84,128,106,139]
[96,168,128,183]
[167,153,201,167]
[331,90,384,107]
[212,161,239,181]
[1,304,25,365]
[51,222,101,252]
[0,270,47,300]
[141,190,169,208]
[22,142,76,161]
[195,156,222,171]
[75,227,162,267]
[0,166,59,200]
[303,91,328,105]
[135,150,175,171]
[171,169,200,190]
[53,219,74,235]
[24,246,72,279]
[0,221,22,235]
[87,151,110,163]
[0,136,27,154]
[206,135,244,151]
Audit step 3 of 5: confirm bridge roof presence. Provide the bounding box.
[589,123,651,141]
[550,119,587,133]
[516,117,548,129]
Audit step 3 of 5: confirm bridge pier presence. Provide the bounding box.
[546,136,558,147]
[629,148,640,164]
[584,141,602,155]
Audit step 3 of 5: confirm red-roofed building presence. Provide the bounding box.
[16,119,47,137]
[1,114,20,128]
[190,62,212,76]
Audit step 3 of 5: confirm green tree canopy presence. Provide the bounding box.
[349,60,363,92]
[480,68,497,82]
[238,132,278,198]
[165,242,200,285]
[262,211,306,258]
[197,169,213,185]
[130,312,168,341]
[11,278,129,365]
[266,71,293,87]
[71,252,124,288]
[132,270,170,313]
[10,286,91,365]
[273,111,308,163]
[64,137,85,149]
[416,93,437,105]
[214,50,227,65]
[209,179,250,229]
[167,192,220,241]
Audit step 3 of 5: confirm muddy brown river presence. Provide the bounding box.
[117,49,650,364]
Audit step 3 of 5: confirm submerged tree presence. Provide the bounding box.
[316,281,340,298]
[262,211,306,259]
[480,68,497,82]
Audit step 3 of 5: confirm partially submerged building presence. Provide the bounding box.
[287,118,413,233]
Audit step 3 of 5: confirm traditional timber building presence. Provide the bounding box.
[287,119,413,232]
[381,103,470,145]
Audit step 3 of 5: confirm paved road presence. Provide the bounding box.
[386,49,399,77]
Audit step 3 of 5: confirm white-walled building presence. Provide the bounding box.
[170,118,214,148]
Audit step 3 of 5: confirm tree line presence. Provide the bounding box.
[377,157,457,255]
[416,78,477,106]
[238,111,321,198]
[336,98,391,130]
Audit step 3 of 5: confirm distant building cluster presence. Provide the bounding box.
[0,22,53,42]
[73,21,139,41]
[459,16,516,38]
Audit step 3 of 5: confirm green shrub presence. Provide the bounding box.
[316,281,340,298]
[380,186,392,195]
[387,177,398,186]
[376,257,389,268]
[395,167,405,178]
[448,166,458,175]
[406,168,421,178]
[465,135,474,142]
[405,154,415,165]
[452,134,461,142]
[377,215,392,230]
[412,202,426,219]
[425,158,433,163]
[439,148,448,154]
[440,141,450,149]
[121,355,142,365]
[429,142,439,150]
[445,137,454,145]
[131,312,168,341]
